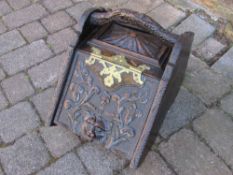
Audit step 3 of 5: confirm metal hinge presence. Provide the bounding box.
[85,47,150,87]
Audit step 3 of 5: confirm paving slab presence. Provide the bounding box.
[77,142,127,175]
[122,151,174,175]
[0,1,12,16]
[0,68,5,81]
[195,37,226,62]
[0,168,3,175]
[193,109,233,169]
[72,0,84,3]
[0,40,53,75]
[28,53,64,89]
[3,4,47,29]
[123,0,163,13]
[159,129,232,175]
[20,21,48,42]
[2,73,35,104]
[220,92,233,117]
[31,88,55,123]
[0,30,26,56]
[40,126,81,158]
[42,0,73,13]
[0,133,50,175]
[0,102,40,143]
[160,87,206,138]
[0,21,7,34]
[212,47,233,81]
[0,89,8,111]
[173,14,215,47]
[91,0,128,8]
[37,153,87,175]
[66,1,93,22]
[148,3,186,29]
[47,28,77,53]
[183,69,232,106]
[41,11,74,33]
[7,0,31,10]
[167,0,202,11]
[186,54,208,74]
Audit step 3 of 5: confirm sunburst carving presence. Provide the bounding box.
[100,24,162,58]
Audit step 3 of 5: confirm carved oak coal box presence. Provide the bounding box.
[49,8,194,168]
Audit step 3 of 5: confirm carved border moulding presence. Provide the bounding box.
[49,8,194,169]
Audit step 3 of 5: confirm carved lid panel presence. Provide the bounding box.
[55,51,160,158]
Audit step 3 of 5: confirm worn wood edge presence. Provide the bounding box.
[90,8,179,45]
[129,64,173,169]
[48,8,103,126]
[130,32,194,168]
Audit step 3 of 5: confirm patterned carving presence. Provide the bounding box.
[90,9,178,45]
[100,24,162,58]
[63,58,149,148]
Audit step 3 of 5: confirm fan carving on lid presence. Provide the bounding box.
[100,24,163,58]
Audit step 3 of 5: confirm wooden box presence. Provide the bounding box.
[49,8,194,168]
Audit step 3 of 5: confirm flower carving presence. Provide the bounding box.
[63,58,149,148]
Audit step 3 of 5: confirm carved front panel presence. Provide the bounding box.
[56,51,159,158]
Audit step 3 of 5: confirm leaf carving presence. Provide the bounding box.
[63,59,150,148]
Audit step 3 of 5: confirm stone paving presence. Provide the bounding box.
[0,0,232,175]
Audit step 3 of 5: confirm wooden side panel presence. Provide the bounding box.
[130,32,194,168]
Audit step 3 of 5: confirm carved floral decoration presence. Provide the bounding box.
[63,59,149,148]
